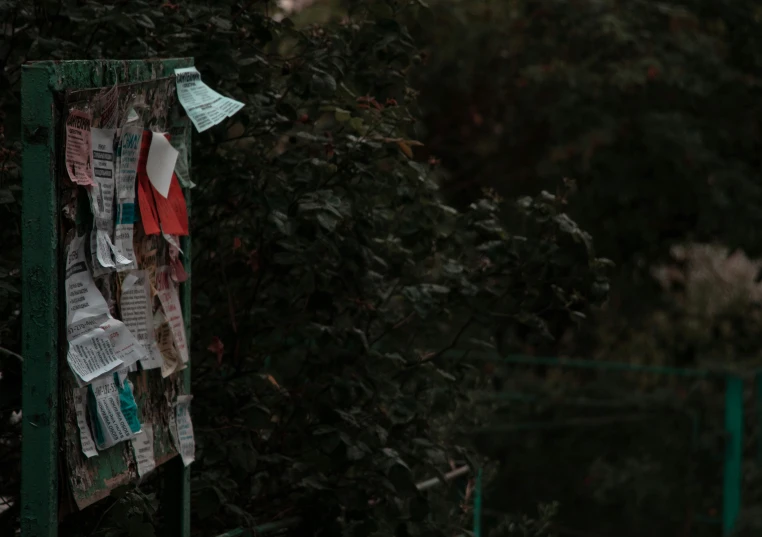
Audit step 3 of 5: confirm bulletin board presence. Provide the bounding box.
[21,59,197,537]
[22,58,243,537]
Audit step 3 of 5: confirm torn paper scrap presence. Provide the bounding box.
[88,372,142,450]
[175,67,244,132]
[155,310,181,378]
[175,395,195,467]
[142,339,164,372]
[131,424,156,477]
[65,110,94,186]
[164,233,183,254]
[74,388,98,458]
[65,234,147,383]
[146,132,178,198]
[166,237,189,283]
[169,127,195,189]
[95,84,118,130]
[136,233,159,293]
[156,266,188,364]
[65,234,110,338]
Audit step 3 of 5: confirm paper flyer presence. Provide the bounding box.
[89,230,109,279]
[65,110,94,186]
[116,127,142,200]
[90,127,130,272]
[67,330,122,383]
[131,423,156,477]
[88,373,142,449]
[136,233,159,293]
[66,234,110,338]
[73,388,98,458]
[156,266,188,364]
[175,395,195,467]
[142,339,164,372]
[174,67,244,132]
[68,317,147,384]
[65,235,147,383]
[120,271,154,358]
[114,125,143,271]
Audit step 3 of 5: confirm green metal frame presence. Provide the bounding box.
[468,354,746,537]
[21,59,193,537]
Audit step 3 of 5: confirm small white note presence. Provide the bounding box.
[146,132,178,198]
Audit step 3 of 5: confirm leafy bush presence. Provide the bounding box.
[0,1,608,535]
[409,0,762,295]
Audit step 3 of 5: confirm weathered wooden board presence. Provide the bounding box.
[57,74,189,512]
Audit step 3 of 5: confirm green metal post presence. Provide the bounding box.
[473,468,482,537]
[21,62,60,537]
[723,375,743,536]
[756,372,762,466]
[167,116,192,537]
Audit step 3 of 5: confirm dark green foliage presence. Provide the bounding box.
[410,0,762,267]
[0,0,607,535]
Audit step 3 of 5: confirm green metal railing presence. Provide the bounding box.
[466,353,749,537]
[220,354,750,537]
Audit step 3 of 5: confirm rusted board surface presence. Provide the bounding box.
[61,370,182,510]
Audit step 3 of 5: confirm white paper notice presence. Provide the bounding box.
[175,395,195,467]
[131,424,156,477]
[146,133,178,198]
[120,271,154,358]
[90,128,131,273]
[65,235,147,383]
[175,67,244,133]
[73,388,98,458]
[67,330,121,383]
[114,125,142,271]
[156,266,188,364]
[116,126,142,200]
[65,110,94,186]
[66,235,110,337]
